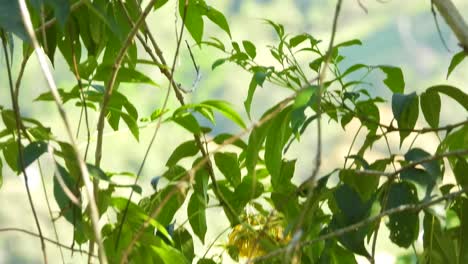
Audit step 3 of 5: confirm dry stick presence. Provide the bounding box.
[34,0,85,33]
[293,0,343,241]
[9,50,65,263]
[432,0,468,51]
[17,1,108,263]
[120,93,295,263]
[1,31,48,264]
[89,0,161,258]
[252,188,466,262]
[0,227,97,257]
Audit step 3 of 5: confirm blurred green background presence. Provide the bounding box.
[1,0,467,263]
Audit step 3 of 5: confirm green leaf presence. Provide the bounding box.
[166,140,199,167]
[172,112,202,134]
[447,51,467,79]
[162,165,187,182]
[271,159,296,193]
[200,100,246,128]
[332,184,372,257]
[180,0,204,44]
[242,40,256,59]
[94,66,158,86]
[212,58,227,70]
[378,65,405,93]
[289,34,309,48]
[45,0,70,28]
[452,198,468,264]
[391,92,419,146]
[264,107,292,180]
[2,139,19,172]
[212,133,247,150]
[235,175,264,205]
[386,181,419,248]
[150,239,189,264]
[154,0,170,10]
[423,212,457,264]
[291,85,316,133]
[427,85,468,111]
[420,90,441,129]
[0,158,3,188]
[340,169,378,201]
[454,158,468,188]
[20,141,48,171]
[53,163,80,224]
[173,228,195,262]
[187,193,207,243]
[203,5,231,38]
[197,259,216,264]
[0,0,28,41]
[404,148,441,180]
[214,152,241,187]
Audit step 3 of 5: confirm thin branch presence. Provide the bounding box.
[0,227,96,257]
[17,2,107,263]
[356,149,468,177]
[1,30,48,264]
[252,189,466,262]
[94,0,161,167]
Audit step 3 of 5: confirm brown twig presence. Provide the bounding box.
[0,227,97,257]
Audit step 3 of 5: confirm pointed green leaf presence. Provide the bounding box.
[201,100,246,128]
[204,5,231,38]
[180,0,204,44]
[187,193,207,243]
[392,92,419,146]
[173,228,195,262]
[166,140,199,167]
[420,90,440,129]
[242,40,256,59]
[447,51,466,79]
[214,152,241,187]
[94,66,158,86]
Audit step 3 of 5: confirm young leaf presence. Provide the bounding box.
[420,90,441,129]
[204,5,231,38]
[187,193,207,243]
[447,51,466,79]
[214,152,241,187]
[391,92,419,146]
[180,0,204,44]
[172,112,202,134]
[242,40,256,59]
[200,100,246,128]
[166,140,199,167]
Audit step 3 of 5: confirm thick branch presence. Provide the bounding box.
[432,0,468,50]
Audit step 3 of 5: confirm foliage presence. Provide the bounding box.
[0,0,467,263]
